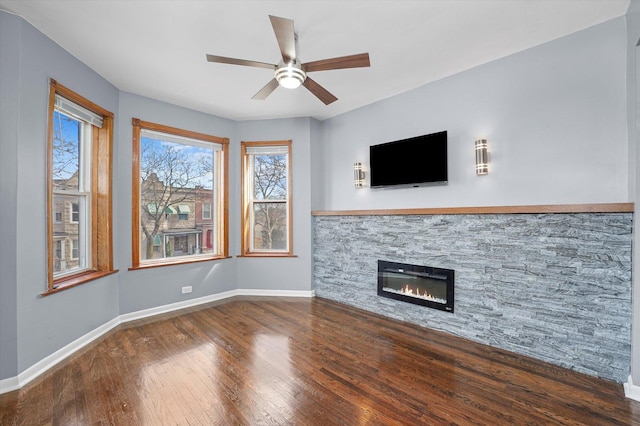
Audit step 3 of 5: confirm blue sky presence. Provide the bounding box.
[141,136,214,190]
[52,110,80,181]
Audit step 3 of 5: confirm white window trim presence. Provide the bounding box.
[71,239,79,260]
[138,139,221,262]
[54,239,65,259]
[202,203,212,220]
[69,202,79,224]
[52,103,92,278]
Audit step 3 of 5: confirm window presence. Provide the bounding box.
[202,203,211,220]
[241,141,293,256]
[54,204,63,223]
[46,79,115,293]
[71,239,79,259]
[53,239,65,272]
[131,118,229,268]
[70,202,79,223]
[177,204,190,221]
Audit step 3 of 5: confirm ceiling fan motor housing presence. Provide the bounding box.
[275,61,307,89]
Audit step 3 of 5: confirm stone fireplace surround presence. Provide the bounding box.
[312,204,633,383]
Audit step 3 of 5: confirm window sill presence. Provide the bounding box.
[41,269,119,297]
[237,253,298,258]
[129,255,232,271]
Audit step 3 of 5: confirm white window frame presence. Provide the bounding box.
[202,203,212,220]
[52,99,93,279]
[54,239,65,261]
[69,202,80,224]
[71,238,79,260]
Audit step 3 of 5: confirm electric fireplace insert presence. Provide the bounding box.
[377,260,454,313]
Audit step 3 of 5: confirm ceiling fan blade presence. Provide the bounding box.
[252,78,279,100]
[302,77,338,105]
[206,54,275,70]
[303,53,370,73]
[269,15,296,63]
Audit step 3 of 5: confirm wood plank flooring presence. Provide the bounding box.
[2,296,640,425]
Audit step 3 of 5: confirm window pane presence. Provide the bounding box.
[253,202,287,250]
[52,183,87,276]
[253,154,287,200]
[139,134,216,262]
[51,105,90,278]
[71,239,79,259]
[71,203,79,223]
[54,203,63,223]
[53,194,76,231]
[52,110,81,192]
[202,203,211,220]
[53,240,64,274]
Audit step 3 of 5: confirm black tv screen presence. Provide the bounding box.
[369,131,447,188]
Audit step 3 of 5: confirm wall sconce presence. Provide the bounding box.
[475,139,489,175]
[354,162,365,188]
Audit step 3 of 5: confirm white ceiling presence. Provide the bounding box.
[0,0,630,121]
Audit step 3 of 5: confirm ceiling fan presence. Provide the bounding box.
[206,15,370,105]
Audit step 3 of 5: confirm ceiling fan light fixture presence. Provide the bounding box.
[275,62,306,89]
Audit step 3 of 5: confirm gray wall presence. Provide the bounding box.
[235,118,314,292]
[626,0,640,386]
[310,118,325,212]
[316,17,628,211]
[0,11,21,380]
[116,92,239,314]
[0,11,121,375]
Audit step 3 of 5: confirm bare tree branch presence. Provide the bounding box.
[139,139,213,259]
[252,154,287,250]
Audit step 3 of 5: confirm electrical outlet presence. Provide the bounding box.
[181,286,192,294]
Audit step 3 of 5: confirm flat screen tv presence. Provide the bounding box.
[369,131,447,188]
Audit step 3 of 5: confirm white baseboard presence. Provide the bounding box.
[0,316,121,395]
[120,289,314,323]
[236,288,316,298]
[0,376,19,394]
[119,289,238,323]
[624,375,640,401]
[0,289,315,395]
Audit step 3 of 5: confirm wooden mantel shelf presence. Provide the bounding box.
[312,202,634,216]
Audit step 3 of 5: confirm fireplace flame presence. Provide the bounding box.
[383,283,447,305]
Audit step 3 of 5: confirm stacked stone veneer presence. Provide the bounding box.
[313,213,632,382]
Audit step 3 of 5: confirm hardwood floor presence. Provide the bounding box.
[2,296,640,425]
